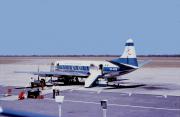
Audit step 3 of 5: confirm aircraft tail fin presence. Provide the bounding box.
[111,38,138,67]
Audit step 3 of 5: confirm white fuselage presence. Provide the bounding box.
[54,60,119,73]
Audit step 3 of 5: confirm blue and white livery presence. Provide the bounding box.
[17,39,142,88]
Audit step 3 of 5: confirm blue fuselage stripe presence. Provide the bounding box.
[56,65,119,72]
[56,65,89,71]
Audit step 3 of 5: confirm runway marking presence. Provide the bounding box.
[88,91,95,94]
[128,93,132,96]
[155,96,164,98]
[155,94,168,98]
[97,90,102,94]
[64,99,180,111]
[0,95,18,101]
[119,93,128,96]
[164,95,167,98]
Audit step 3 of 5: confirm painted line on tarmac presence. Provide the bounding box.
[97,89,102,94]
[0,95,18,101]
[155,95,167,98]
[119,93,129,96]
[64,99,180,111]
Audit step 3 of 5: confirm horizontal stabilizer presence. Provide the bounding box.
[138,60,151,67]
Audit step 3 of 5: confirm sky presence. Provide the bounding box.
[0,0,180,55]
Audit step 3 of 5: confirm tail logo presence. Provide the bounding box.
[127,49,132,55]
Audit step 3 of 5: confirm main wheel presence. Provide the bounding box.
[64,78,69,85]
[40,79,46,86]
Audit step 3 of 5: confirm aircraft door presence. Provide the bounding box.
[99,64,103,75]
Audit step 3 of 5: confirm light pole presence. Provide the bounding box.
[55,96,64,117]
[100,100,108,117]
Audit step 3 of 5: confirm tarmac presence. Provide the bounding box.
[0,57,180,117]
[0,88,180,117]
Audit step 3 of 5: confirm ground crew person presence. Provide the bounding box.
[18,91,25,100]
[40,80,45,90]
[52,85,56,98]
[52,85,60,98]
[30,77,34,88]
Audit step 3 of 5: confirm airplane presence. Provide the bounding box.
[16,38,145,88]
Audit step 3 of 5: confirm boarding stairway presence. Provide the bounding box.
[84,67,102,88]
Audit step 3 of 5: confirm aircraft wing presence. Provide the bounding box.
[15,71,89,77]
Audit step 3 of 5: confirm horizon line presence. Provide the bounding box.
[0,54,180,57]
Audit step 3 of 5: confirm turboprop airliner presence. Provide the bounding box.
[17,39,143,88]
